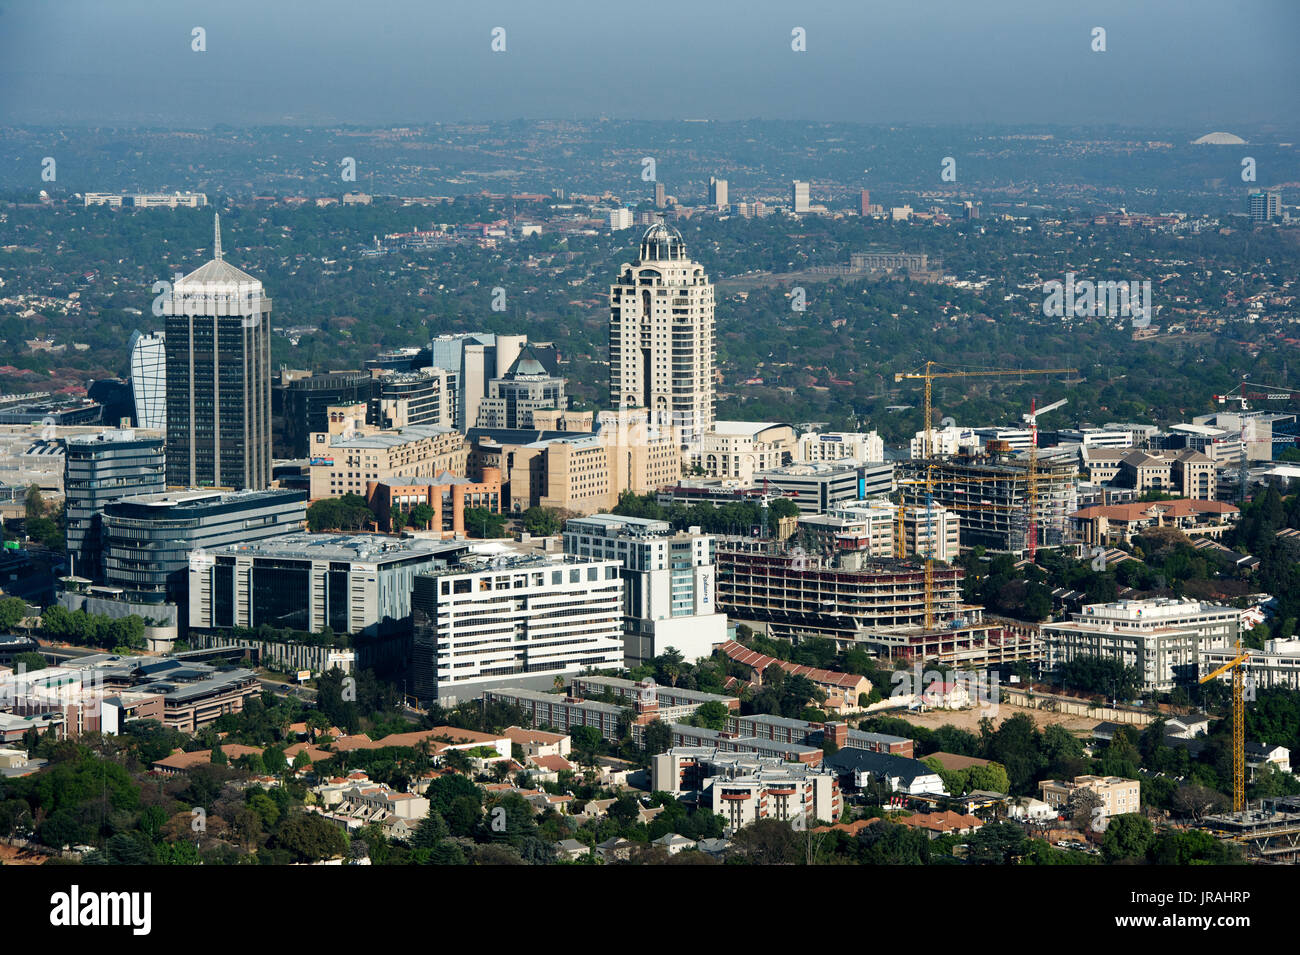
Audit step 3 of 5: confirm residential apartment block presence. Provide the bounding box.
[609,224,715,442]
[1039,775,1141,821]
[651,747,841,831]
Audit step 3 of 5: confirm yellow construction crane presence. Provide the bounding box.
[1199,641,1250,812]
[893,362,1078,463]
[894,472,1020,627]
[890,363,1075,628]
[1023,397,1068,561]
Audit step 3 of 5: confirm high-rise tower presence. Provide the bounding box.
[609,223,715,442]
[162,214,273,489]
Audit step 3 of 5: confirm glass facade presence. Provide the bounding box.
[250,559,311,631]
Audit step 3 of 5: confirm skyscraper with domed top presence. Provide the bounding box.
[608,222,715,442]
[163,214,273,489]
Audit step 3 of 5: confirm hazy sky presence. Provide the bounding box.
[0,0,1295,128]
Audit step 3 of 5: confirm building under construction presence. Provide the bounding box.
[898,448,1078,554]
[715,539,1039,665]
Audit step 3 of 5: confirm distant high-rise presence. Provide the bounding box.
[859,189,870,216]
[609,223,715,442]
[475,344,567,429]
[654,182,666,209]
[1249,189,1281,223]
[162,214,273,489]
[792,180,810,213]
[128,330,166,430]
[430,332,533,431]
[709,177,728,210]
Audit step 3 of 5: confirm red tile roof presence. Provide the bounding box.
[719,640,868,691]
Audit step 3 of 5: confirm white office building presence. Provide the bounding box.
[1042,598,1240,693]
[608,208,634,231]
[128,330,166,430]
[410,554,625,704]
[910,425,979,459]
[791,180,811,213]
[563,513,727,666]
[796,431,884,465]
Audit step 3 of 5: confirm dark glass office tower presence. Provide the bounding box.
[163,215,273,489]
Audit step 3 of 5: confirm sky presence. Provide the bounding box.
[0,0,1296,129]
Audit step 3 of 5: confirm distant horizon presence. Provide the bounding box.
[0,0,1295,128]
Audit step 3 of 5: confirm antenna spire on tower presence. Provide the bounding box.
[213,213,223,261]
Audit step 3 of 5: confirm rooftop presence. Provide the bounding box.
[204,532,468,563]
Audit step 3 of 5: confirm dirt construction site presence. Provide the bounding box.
[869,699,1103,736]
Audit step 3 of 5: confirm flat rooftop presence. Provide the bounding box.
[331,425,459,449]
[206,532,468,563]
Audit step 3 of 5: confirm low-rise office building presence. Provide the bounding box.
[189,532,471,637]
[101,488,307,606]
[309,406,468,500]
[652,748,841,830]
[795,431,884,466]
[562,514,728,665]
[1071,498,1239,546]
[411,553,624,704]
[365,468,503,537]
[1042,597,1239,693]
[687,422,796,482]
[1203,636,1300,692]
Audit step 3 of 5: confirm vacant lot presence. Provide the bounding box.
[871,699,1101,737]
[0,843,48,866]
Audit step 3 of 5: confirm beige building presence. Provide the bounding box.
[688,421,797,482]
[798,498,960,562]
[1071,498,1239,546]
[309,403,467,499]
[1039,775,1141,821]
[472,409,680,515]
[1084,447,1216,500]
[609,224,715,442]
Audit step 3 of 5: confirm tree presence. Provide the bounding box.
[426,773,481,815]
[1102,813,1153,862]
[1171,783,1227,823]
[406,503,435,531]
[409,809,450,849]
[12,651,46,672]
[642,719,672,756]
[730,818,801,865]
[690,701,731,731]
[965,821,1028,864]
[463,507,508,539]
[1067,788,1104,832]
[0,596,27,631]
[569,725,602,768]
[522,506,561,537]
[271,811,348,863]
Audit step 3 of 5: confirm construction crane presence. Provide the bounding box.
[890,362,1075,626]
[1199,640,1250,812]
[893,362,1078,463]
[1023,397,1067,561]
[893,471,1021,626]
